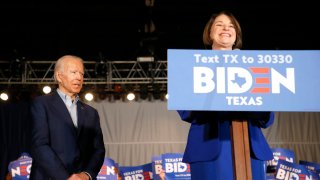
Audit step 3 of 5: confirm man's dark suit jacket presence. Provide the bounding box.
[30,91,105,180]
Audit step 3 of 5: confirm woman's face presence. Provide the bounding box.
[210,14,236,50]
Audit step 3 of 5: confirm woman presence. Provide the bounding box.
[178,11,274,180]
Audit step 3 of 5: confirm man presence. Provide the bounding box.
[30,55,105,180]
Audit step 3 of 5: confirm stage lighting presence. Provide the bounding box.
[140,84,148,100]
[42,86,52,94]
[126,92,135,101]
[9,49,25,78]
[153,84,161,99]
[0,92,9,101]
[94,61,107,78]
[98,92,107,100]
[136,37,156,63]
[165,93,169,100]
[137,56,154,62]
[114,84,122,93]
[94,52,108,78]
[85,92,94,101]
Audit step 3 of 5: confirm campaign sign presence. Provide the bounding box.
[267,148,296,167]
[97,157,118,180]
[265,173,276,180]
[266,148,296,179]
[299,160,320,179]
[162,153,191,180]
[168,49,320,112]
[275,160,314,180]
[8,153,32,180]
[300,160,320,172]
[152,155,165,180]
[120,163,153,180]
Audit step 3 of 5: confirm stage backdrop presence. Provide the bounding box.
[87,100,320,166]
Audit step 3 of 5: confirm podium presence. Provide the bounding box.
[231,120,252,180]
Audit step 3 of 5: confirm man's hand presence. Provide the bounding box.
[68,172,90,180]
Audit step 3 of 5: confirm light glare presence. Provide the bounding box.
[127,93,135,101]
[42,86,52,94]
[85,93,94,101]
[0,93,9,101]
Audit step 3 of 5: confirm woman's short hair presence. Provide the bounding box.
[203,11,242,49]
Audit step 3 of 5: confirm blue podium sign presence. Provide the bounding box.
[168,49,320,112]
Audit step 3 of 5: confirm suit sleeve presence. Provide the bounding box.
[248,112,274,160]
[30,98,70,179]
[177,110,235,123]
[247,111,274,128]
[83,110,105,179]
[177,110,193,123]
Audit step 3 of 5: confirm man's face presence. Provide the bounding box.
[57,58,84,97]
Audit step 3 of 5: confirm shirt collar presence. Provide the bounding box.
[56,88,79,104]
